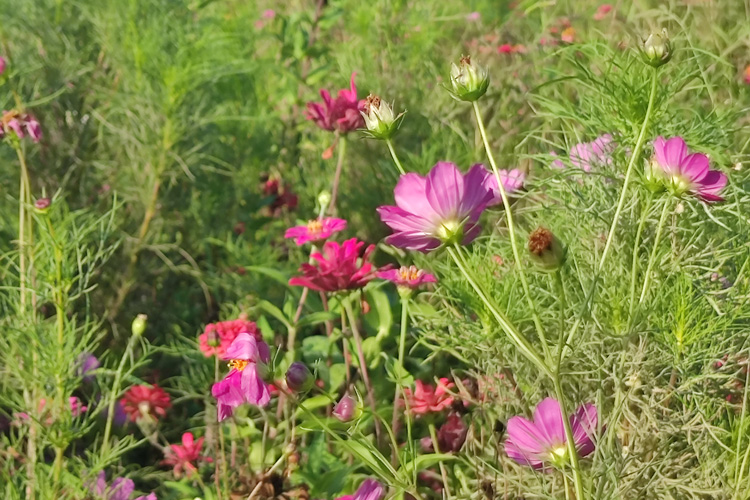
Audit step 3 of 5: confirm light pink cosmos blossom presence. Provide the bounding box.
[651,136,727,202]
[377,265,436,289]
[212,333,271,421]
[306,73,366,133]
[289,238,379,292]
[377,162,494,252]
[284,217,347,245]
[484,168,526,205]
[570,134,615,171]
[161,432,212,477]
[336,479,385,500]
[593,4,613,20]
[504,398,599,470]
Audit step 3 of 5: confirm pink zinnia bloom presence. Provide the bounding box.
[336,479,385,500]
[504,398,599,470]
[284,217,347,245]
[377,265,436,289]
[484,168,526,205]
[651,136,727,202]
[212,332,271,421]
[289,238,378,292]
[403,378,455,415]
[198,318,260,358]
[569,134,616,171]
[162,432,212,477]
[120,384,172,423]
[498,44,514,54]
[593,4,613,20]
[306,73,366,133]
[377,162,494,252]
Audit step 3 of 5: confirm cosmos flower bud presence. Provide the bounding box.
[131,314,148,337]
[528,227,565,272]
[361,94,405,140]
[285,362,313,393]
[333,394,360,422]
[641,29,672,67]
[449,55,490,102]
[34,198,51,214]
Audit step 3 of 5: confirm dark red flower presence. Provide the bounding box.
[120,384,172,422]
[438,413,468,452]
[289,238,379,292]
[305,73,366,133]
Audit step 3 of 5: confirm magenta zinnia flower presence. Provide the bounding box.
[289,238,378,292]
[284,217,347,245]
[484,168,526,206]
[650,136,727,202]
[306,73,366,133]
[377,265,436,289]
[504,398,599,470]
[211,332,271,421]
[336,479,385,500]
[161,432,212,478]
[377,162,494,252]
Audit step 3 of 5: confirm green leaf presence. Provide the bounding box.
[364,286,393,340]
[401,453,457,477]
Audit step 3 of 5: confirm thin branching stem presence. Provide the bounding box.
[386,138,406,175]
[637,198,672,305]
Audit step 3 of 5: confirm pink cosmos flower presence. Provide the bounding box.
[306,73,366,133]
[212,332,271,421]
[262,9,276,19]
[1,110,42,143]
[289,238,378,292]
[161,432,212,477]
[377,162,494,252]
[92,471,157,500]
[198,318,260,358]
[403,378,455,415]
[466,12,481,21]
[0,57,5,75]
[377,265,436,289]
[504,398,599,470]
[336,479,385,500]
[120,384,172,423]
[284,217,347,245]
[650,136,727,202]
[570,134,615,171]
[484,168,526,205]
[593,4,613,20]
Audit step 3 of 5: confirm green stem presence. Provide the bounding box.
[561,66,661,362]
[733,350,750,497]
[627,194,654,322]
[637,198,671,305]
[391,296,409,461]
[552,376,586,500]
[554,270,567,364]
[472,101,551,362]
[428,422,452,498]
[100,333,139,460]
[385,138,406,175]
[327,135,347,215]
[447,244,550,377]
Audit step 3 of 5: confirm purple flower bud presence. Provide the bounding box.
[76,353,100,383]
[26,118,42,143]
[333,394,357,422]
[285,362,313,393]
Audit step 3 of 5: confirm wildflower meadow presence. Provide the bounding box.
[3,1,750,499]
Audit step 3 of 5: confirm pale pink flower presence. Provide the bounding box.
[284,217,346,245]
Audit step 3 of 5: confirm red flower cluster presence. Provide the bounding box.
[403,378,455,415]
[305,73,365,134]
[289,238,380,292]
[120,384,172,422]
[199,318,260,358]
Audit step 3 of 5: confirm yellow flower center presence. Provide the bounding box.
[306,219,323,236]
[228,359,249,371]
[398,265,422,281]
[552,446,567,458]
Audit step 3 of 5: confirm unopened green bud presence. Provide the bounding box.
[131,314,148,337]
[317,190,331,210]
[528,227,565,272]
[449,55,490,102]
[361,94,406,140]
[641,29,672,67]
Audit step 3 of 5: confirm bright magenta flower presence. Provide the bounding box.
[377,265,436,289]
[651,136,727,202]
[198,318,260,358]
[403,378,455,415]
[504,398,599,470]
[306,73,365,133]
[162,432,212,477]
[212,333,271,421]
[336,479,385,500]
[484,167,526,205]
[377,162,493,252]
[284,217,347,245]
[289,238,378,292]
[120,384,172,423]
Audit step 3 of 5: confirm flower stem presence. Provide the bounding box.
[552,376,586,500]
[100,333,139,460]
[637,198,671,306]
[627,194,654,322]
[471,101,551,362]
[385,138,406,175]
[391,296,411,465]
[327,135,347,215]
[561,66,661,361]
[447,244,550,377]
[428,422,452,498]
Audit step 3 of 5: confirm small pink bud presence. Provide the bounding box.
[34,198,51,212]
[333,394,357,422]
